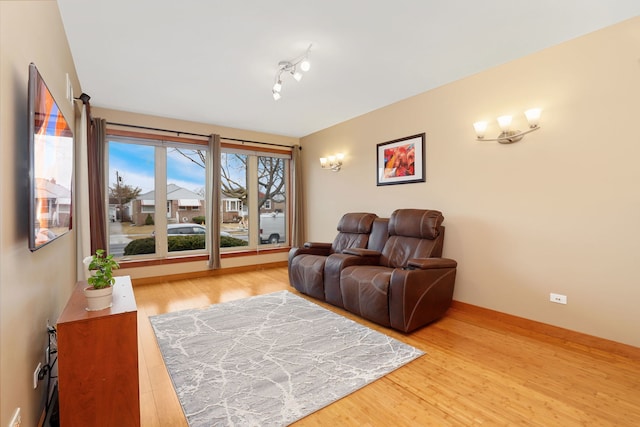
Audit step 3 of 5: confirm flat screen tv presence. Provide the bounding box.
[28,63,74,251]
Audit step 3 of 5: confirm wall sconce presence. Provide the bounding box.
[319,153,344,172]
[474,108,542,144]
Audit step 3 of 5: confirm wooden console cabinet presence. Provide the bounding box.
[57,276,140,426]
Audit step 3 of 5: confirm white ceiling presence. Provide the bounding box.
[57,1,640,138]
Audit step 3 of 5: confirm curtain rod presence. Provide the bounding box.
[106,121,299,150]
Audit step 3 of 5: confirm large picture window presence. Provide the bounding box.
[106,130,291,261]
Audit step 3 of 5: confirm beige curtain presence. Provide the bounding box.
[88,117,108,253]
[207,134,222,269]
[291,145,305,247]
[75,103,91,280]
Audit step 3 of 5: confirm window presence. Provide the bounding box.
[220,148,290,249]
[107,136,207,258]
[108,141,156,257]
[220,152,248,248]
[258,156,287,245]
[167,146,206,253]
[105,129,291,261]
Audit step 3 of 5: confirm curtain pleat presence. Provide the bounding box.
[207,134,222,269]
[88,117,108,253]
[291,145,305,247]
[76,103,91,279]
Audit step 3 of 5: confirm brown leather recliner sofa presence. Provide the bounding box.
[288,209,457,333]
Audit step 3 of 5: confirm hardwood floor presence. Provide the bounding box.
[133,267,640,426]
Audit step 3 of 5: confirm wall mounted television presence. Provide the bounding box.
[28,63,74,251]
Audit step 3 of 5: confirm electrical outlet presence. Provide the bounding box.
[8,407,21,427]
[550,293,567,304]
[33,363,42,389]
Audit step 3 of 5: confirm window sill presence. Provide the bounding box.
[118,246,290,269]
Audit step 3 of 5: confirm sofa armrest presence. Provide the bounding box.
[388,261,457,332]
[288,245,333,267]
[343,248,381,257]
[407,257,457,270]
[304,242,332,250]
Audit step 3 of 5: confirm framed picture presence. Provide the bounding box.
[376,133,425,186]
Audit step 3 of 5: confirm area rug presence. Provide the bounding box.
[150,290,424,426]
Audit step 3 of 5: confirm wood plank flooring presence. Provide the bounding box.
[133,267,640,426]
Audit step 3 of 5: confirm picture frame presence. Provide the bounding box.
[376,133,425,186]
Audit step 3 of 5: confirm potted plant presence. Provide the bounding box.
[82,249,120,311]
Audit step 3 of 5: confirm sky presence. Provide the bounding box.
[108,141,206,194]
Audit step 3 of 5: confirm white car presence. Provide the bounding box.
[165,224,231,237]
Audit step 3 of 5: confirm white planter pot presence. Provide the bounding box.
[84,285,113,311]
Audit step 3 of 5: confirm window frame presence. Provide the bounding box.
[104,128,292,267]
[220,145,291,251]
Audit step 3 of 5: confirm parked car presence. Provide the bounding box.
[153,224,231,237]
[259,213,285,244]
[167,224,206,235]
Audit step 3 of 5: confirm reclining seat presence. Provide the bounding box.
[288,212,377,300]
[323,217,389,308]
[339,209,457,333]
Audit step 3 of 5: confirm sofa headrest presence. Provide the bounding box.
[337,213,377,234]
[388,209,443,240]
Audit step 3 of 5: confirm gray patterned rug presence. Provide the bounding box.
[150,290,424,426]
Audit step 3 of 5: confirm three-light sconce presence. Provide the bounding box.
[319,153,344,172]
[474,108,542,144]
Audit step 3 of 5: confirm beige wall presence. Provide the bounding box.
[0,1,80,425]
[1,5,638,425]
[302,17,640,348]
[92,107,297,280]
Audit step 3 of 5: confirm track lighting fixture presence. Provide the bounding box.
[271,44,312,100]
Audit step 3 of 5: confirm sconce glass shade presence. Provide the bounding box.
[272,91,281,101]
[524,108,542,127]
[473,121,488,138]
[475,108,542,143]
[300,58,311,72]
[497,115,512,131]
[319,153,343,171]
[273,80,282,92]
[292,70,303,81]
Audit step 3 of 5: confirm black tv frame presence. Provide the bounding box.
[28,63,74,251]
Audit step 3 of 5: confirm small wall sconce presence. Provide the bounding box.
[319,153,344,172]
[474,108,542,144]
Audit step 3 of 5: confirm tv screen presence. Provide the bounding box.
[28,63,74,251]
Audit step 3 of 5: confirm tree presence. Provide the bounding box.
[258,156,285,210]
[172,148,286,210]
[109,175,142,221]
